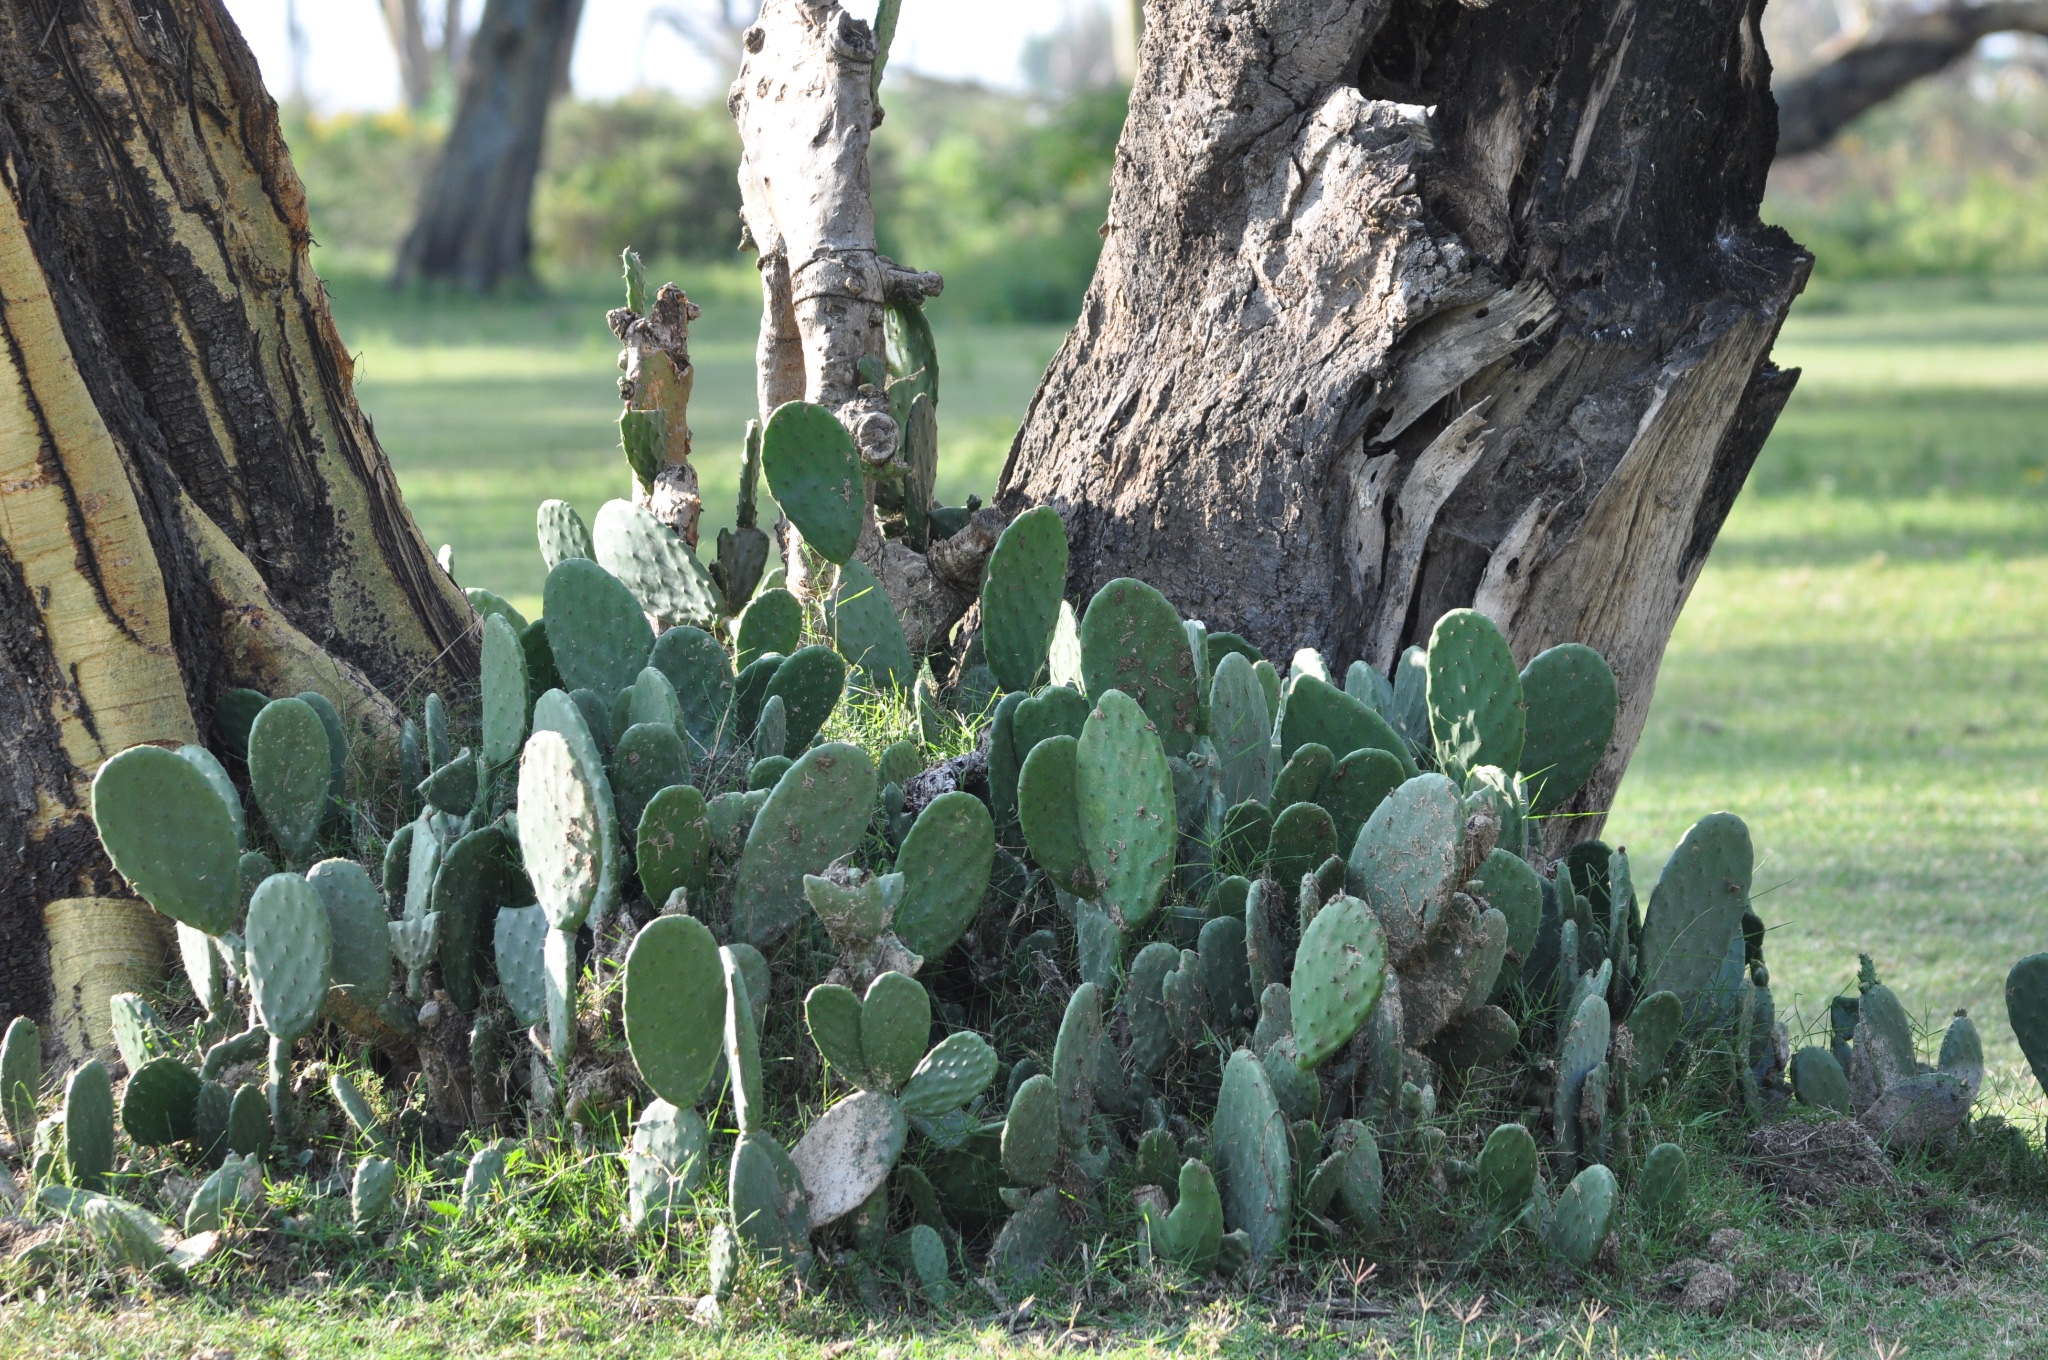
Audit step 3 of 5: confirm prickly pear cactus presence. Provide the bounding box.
[637,785,711,908]
[898,1030,998,1118]
[1638,813,1753,1003]
[763,644,847,757]
[1076,690,1177,930]
[0,1017,39,1148]
[543,558,656,697]
[1290,896,1387,1067]
[623,915,726,1108]
[2006,954,2048,1096]
[829,559,916,693]
[1345,773,1464,960]
[1637,1142,1690,1222]
[518,730,604,934]
[1140,1158,1226,1275]
[1079,578,1199,758]
[1425,609,1525,781]
[1517,643,1618,814]
[175,744,245,850]
[593,498,721,631]
[737,588,803,670]
[1213,1048,1292,1264]
[892,792,996,961]
[244,697,332,864]
[651,625,734,757]
[611,722,688,840]
[480,613,530,770]
[1546,1163,1617,1269]
[1554,993,1610,1159]
[352,1156,398,1232]
[121,1056,199,1148]
[537,499,595,569]
[64,1060,115,1190]
[493,905,550,1029]
[732,743,876,948]
[762,400,863,564]
[981,506,1069,693]
[1280,675,1415,779]
[1017,734,1088,895]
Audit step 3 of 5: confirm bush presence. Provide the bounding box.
[535,94,746,268]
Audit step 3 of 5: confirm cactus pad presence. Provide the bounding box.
[593,498,720,631]
[175,744,245,850]
[1017,735,1088,895]
[537,499,594,569]
[245,697,331,863]
[518,730,603,933]
[762,400,863,564]
[2007,954,2048,1096]
[1076,690,1177,930]
[791,1090,910,1228]
[1516,643,1617,814]
[763,645,846,757]
[623,914,726,1108]
[121,1056,200,1147]
[637,784,711,908]
[1001,1074,1060,1187]
[651,625,734,756]
[64,1060,114,1190]
[1476,1121,1538,1220]
[828,559,916,692]
[1268,802,1337,892]
[738,588,803,671]
[480,613,529,769]
[1547,1164,1617,1269]
[898,1031,999,1117]
[1425,610,1525,781]
[1079,578,1199,758]
[1209,652,1273,809]
[610,722,688,839]
[1324,749,1405,857]
[1346,774,1463,948]
[729,1130,812,1264]
[1213,1048,1292,1263]
[306,858,390,999]
[982,506,1070,692]
[0,1018,39,1147]
[543,558,656,697]
[352,1156,397,1231]
[1637,1142,1689,1222]
[245,873,333,1044]
[493,905,549,1028]
[1291,895,1388,1067]
[1638,813,1753,1002]
[1280,675,1416,777]
[732,743,876,948]
[893,792,995,961]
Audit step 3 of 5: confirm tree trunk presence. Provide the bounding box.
[382,0,436,111]
[1774,0,2048,156]
[394,0,584,290]
[998,0,1811,855]
[0,0,473,1059]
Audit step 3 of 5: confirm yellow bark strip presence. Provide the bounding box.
[43,896,170,1065]
[0,172,196,780]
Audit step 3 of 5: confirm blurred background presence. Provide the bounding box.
[226,0,2048,1101]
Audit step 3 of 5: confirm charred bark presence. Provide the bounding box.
[0,0,471,1055]
[1774,0,2048,156]
[998,0,1811,853]
[395,0,584,290]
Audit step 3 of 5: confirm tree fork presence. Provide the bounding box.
[0,0,474,1056]
[998,0,1812,853]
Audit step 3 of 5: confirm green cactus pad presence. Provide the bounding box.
[1788,1045,1850,1112]
[1626,990,1683,1083]
[432,826,529,1008]
[753,694,788,766]
[899,1031,998,1118]
[1146,1158,1225,1275]
[593,499,721,631]
[986,692,1025,836]
[1268,803,1337,892]
[1322,748,1404,856]
[729,1130,812,1264]
[417,750,477,815]
[1213,1048,1292,1263]
[478,614,529,770]
[733,653,785,742]
[225,1082,268,1157]
[544,558,656,698]
[493,905,549,1028]
[175,744,245,850]
[0,1018,39,1148]
[1218,800,1274,879]
[746,756,791,791]
[517,729,604,933]
[1548,1163,1618,1269]
[1431,1005,1519,1070]
[294,691,349,833]
[722,947,767,1133]
[64,1060,114,1190]
[637,785,711,908]
[806,983,869,1087]
[828,559,916,693]
[761,400,864,564]
[214,687,268,761]
[2006,954,2048,1096]
[1279,675,1416,778]
[186,1153,262,1235]
[1516,643,1617,814]
[352,1156,397,1231]
[1425,609,1525,780]
[1270,743,1333,812]
[981,506,1070,693]
[1344,659,1395,714]
[1291,895,1388,1067]
[306,858,391,1000]
[1127,941,1182,1079]
[1208,653,1273,810]
[466,586,528,631]
[1260,1036,1319,1121]
[245,873,333,1044]
[1476,1121,1538,1220]
[1475,848,1542,963]
[1636,1142,1689,1222]
[611,722,689,839]
[1853,982,1918,1090]
[1079,578,1199,758]
[520,620,561,707]
[120,1056,199,1147]
[1017,734,1088,895]
[860,971,932,1094]
[1050,982,1103,1148]
[109,993,170,1076]
[623,914,726,1108]
[1077,690,1177,930]
[737,589,803,671]
[1000,1074,1060,1188]
[732,743,875,948]
[899,390,939,550]
[893,792,995,961]
[1198,913,1253,1029]
[762,645,846,757]
[242,697,330,863]
[1554,993,1611,1158]
[537,499,595,569]
[651,625,734,757]
[627,666,684,736]
[1637,813,1753,1002]
[1346,773,1463,941]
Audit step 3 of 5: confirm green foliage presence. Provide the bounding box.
[761,402,863,565]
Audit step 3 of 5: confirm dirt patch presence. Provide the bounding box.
[1747,1117,1891,1202]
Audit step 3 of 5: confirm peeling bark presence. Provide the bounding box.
[998,0,1811,853]
[0,0,471,1047]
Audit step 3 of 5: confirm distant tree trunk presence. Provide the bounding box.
[0,0,473,1059]
[382,0,436,111]
[1774,0,2048,155]
[999,0,1811,855]
[394,0,585,290]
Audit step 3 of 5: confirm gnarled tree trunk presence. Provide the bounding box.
[999,0,1811,854]
[395,0,584,289]
[0,0,472,1059]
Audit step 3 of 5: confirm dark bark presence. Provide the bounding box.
[394,0,585,290]
[1774,1,2048,156]
[0,0,472,1053]
[998,0,1811,853]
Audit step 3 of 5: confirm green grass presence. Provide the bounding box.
[133,265,2046,1360]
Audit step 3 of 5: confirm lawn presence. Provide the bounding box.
[182,264,2048,1360]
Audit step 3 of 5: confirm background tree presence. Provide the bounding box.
[394,0,585,289]
[0,0,471,1057]
[379,0,473,112]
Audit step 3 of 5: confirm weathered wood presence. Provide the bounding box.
[0,0,470,1040]
[999,0,1811,853]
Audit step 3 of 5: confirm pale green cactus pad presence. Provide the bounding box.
[1516,643,1618,814]
[624,914,726,1107]
[1290,895,1387,1067]
[981,506,1069,693]
[651,625,734,757]
[1548,1163,1618,1269]
[828,558,917,693]
[517,729,604,933]
[543,557,656,697]
[762,400,863,564]
[1078,578,1199,758]
[1213,1048,1292,1263]
[1638,812,1753,1002]
[245,873,333,1044]
[892,791,995,961]
[1076,690,1177,930]
[537,499,595,569]
[593,498,720,631]
[1279,675,1416,778]
[737,588,803,671]
[732,743,875,948]
[790,1089,909,1228]
[1425,609,1525,781]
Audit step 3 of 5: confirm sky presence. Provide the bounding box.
[222,1,1087,111]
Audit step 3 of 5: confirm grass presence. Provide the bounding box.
[80,264,2046,1358]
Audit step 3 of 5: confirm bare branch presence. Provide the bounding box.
[1776,0,2048,155]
